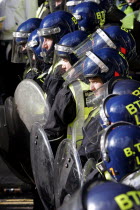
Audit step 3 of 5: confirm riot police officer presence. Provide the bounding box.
[98,122,140,189]
[44,47,129,153]
[38,10,79,65]
[42,30,88,107]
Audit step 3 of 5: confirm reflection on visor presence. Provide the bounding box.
[96,28,116,49]
[73,34,95,58]
[13,31,30,38]
[86,51,109,73]
[85,0,100,3]
[73,28,117,59]
[73,14,82,20]
[27,40,38,48]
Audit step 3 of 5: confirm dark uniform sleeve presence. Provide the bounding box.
[42,72,65,107]
[44,86,76,140]
[105,5,126,25]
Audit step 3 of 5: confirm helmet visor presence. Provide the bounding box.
[73,28,117,59]
[51,44,73,79]
[63,50,109,85]
[26,38,43,70]
[11,32,29,63]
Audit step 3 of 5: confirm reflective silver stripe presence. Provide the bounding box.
[66,1,82,6]
[85,0,100,3]
[38,27,61,36]
[96,28,117,49]
[55,44,73,53]
[86,51,109,73]
[27,40,38,48]
[73,14,81,20]
[13,32,30,38]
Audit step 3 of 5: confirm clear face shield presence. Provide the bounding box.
[48,0,66,12]
[38,27,62,64]
[73,28,117,59]
[51,44,73,78]
[63,50,109,86]
[86,81,109,107]
[26,38,43,71]
[11,31,30,63]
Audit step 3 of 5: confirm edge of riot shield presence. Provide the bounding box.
[14,79,49,132]
[30,122,55,210]
[4,96,16,137]
[3,96,34,184]
[82,158,97,183]
[54,139,83,208]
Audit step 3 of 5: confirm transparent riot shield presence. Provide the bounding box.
[0,104,9,153]
[3,96,33,184]
[30,122,54,210]
[54,138,83,208]
[4,96,16,137]
[7,79,50,184]
[14,79,49,132]
[82,158,97,183]
[78,107,105,165]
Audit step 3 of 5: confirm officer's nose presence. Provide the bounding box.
[61,63,66,70]
[90,83,96,92]
[42,38,48,49]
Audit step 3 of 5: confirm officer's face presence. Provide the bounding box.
[126,0,138,4]
[89,77,103,92]
[42,37,53,51]
[61,58,72,72]
[55,0,62,6]
[21,44,27,52]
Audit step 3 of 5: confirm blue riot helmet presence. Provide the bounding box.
[58,179,140,210]
[72,2,105,34]
[63,48,129,85]
[111,78,140,96]
[52,30,88,76]
[99,122,140,182]
[99,94,140,128]
[11,18,42,63]
[92,26,137,62]
[38,10,78,64]
[84,48,129,83]
[85,180,140,210]
[73,26,136,61]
